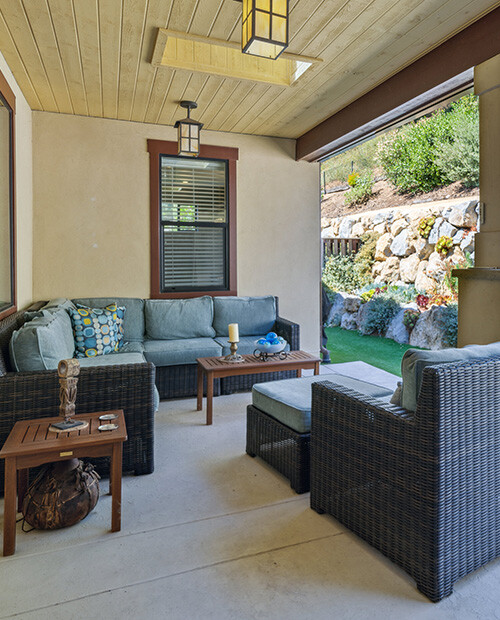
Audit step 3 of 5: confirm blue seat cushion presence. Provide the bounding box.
[252,374,393,434]
[213,296,276,337]
[401,341,500,411]
[214,335,290,356]
[145,297,215,340]
[143,338,222,367]
[10,309,75,371]
[72,297,145,342]
[77,352,146,367]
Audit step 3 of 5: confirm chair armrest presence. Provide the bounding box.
[274,316,300,350]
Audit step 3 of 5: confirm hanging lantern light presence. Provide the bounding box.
[238,0,289,60]
[174,101,203,157]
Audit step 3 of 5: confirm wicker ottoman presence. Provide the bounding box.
[246,374,394,494]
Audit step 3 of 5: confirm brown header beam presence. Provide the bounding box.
[296,6,500,162]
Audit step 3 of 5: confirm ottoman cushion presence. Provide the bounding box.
[252,374,393,434]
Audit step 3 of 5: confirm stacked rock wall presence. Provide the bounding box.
[321,198,478,292]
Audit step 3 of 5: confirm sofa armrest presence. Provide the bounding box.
[274,316,300,350]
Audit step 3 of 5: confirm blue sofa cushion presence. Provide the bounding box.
[72,297,145,342]
[252,374,393,434]
[214,335,290,357]
[77,352,146,367]
[145,297,215,340]
[401,342,500,412]
[143,338,222,366]
[69,303,124,358]
[10,309,75,371]
[213,296,276,337]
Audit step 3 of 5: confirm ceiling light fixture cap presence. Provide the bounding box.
[179,100,198,111]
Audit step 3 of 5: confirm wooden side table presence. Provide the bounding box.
[0,410,127,556]
[197,351,321,425]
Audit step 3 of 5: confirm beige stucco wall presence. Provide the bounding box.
[0,51,32,310]
[32,112,320,352]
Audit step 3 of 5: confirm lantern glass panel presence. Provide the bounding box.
[272,15,287,43]
[181,123,189,137]
[191,124,199,138]
[274,0,287,16]
[256,0,269,11]
[255,10,270,38]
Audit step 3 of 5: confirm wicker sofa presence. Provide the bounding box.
[10,295,299,399]
[0,306,156,493]
[310,353,500,602]
[0,295,298,492]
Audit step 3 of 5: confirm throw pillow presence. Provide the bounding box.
[69,303,125,358]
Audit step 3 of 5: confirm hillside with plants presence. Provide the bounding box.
[321,95,479,219]
[321,94,480,350]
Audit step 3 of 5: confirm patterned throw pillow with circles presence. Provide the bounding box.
[69,303,126,358]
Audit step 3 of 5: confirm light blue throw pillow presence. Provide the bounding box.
[401,341,500,411]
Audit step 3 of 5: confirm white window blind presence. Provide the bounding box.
[160,156,228,291]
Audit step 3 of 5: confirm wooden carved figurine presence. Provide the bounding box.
[49,359,88,432]
[58,358,80,422]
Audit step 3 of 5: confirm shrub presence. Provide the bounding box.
[377,112,451,194]
[418,216,436,239]
[360,297,400,335]
[354,231,380,280]
[435,95,479,188]
[436,303,458,347]
[344,173,373,206]
[322,254,369,294]
[347,172,359,187]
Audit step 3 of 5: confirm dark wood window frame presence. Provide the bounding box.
[0,69,16,321]
[148,139,238,299]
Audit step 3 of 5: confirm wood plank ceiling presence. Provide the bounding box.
[0,0,498,139]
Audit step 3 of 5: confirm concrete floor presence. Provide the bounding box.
[1,363,500,619]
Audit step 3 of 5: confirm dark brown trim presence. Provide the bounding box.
[147,139,238,299]
[296,6,500,162]
[0,68,16,321]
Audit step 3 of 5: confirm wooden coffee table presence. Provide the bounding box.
[0,410,127,556]
[197,351,321,425]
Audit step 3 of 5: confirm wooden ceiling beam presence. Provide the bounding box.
[296,5,500,162]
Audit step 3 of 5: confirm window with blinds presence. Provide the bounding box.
[159,156,229,292]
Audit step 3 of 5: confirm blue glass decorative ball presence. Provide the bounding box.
[266,332,277,341]
[263,341,271,347]
[271,338,280,345]
[257,338,267,345]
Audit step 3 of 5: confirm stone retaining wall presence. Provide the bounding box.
[321,198,478,292]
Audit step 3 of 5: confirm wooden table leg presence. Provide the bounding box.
[314,362,320,375]
[4,458,17,556]
[17,469,28,513]
[110,443,122,532]
[196,364,203,412]
[206,372,213,425]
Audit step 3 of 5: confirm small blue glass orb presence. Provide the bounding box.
[266,332,277,341]
[271,339,280,345]
[263,341,271,347]
[257,338,267,345]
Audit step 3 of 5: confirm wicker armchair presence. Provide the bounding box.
[0,309,155,495]
[310,357,500,602]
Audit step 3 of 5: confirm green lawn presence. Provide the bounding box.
[325,326,418,376]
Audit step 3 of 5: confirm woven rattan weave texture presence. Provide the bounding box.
[310,359,500,602]
[246,404,310,493]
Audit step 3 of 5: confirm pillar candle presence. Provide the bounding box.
[228,323,239,342]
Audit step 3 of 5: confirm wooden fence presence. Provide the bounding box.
[323,237,361,264]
